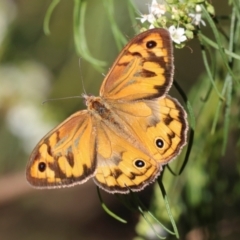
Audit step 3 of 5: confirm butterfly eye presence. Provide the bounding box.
[155,138,164,148]
[134,159,146,168]
[38,162,47,172]
[146,40,157,49]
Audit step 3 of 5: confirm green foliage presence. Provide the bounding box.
[0,0,240,239]
[135,1,240,239]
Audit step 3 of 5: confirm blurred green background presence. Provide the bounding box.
[0,0,239,239]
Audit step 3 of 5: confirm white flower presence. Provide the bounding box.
[196,4,201,12]
[168,26,187,44]
[149,0,166,17]
[136,0,166,28]
[189,4,206,26]
[138,13,156,24]
[149,23,155,29]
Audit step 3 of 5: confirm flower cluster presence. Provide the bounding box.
[137,0,215,47]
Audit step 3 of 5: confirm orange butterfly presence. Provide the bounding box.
[26,28,188,194]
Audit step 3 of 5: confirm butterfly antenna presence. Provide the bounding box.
[79,58,87,95]
[42,96,83,105]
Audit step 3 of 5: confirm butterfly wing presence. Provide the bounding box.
[91,95,187,194]
[100,28,173,100]
[107,95,188,165]
[93,118,161,193]
[26,111,97,188]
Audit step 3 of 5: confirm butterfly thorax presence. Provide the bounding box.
[85,95,115,122]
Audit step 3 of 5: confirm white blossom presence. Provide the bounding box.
[138,13,156,24]
[189,4,206,26]
[149,0,166,17]
[137,0,167,29]
[168,25,187,44]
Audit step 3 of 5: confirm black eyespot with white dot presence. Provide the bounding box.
[134,159,146,168]
[146,40,157,49]
[156,138,164,148]
[38,162,46,172]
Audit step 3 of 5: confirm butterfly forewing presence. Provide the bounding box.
[26,111,97,188]
[100,28,173,101]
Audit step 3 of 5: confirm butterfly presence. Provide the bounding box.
[26,28,188,194]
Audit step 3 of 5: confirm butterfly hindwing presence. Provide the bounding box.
[108,95,188,165]
[93,120,161,193]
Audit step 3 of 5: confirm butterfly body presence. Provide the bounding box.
[27,28,188,194]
